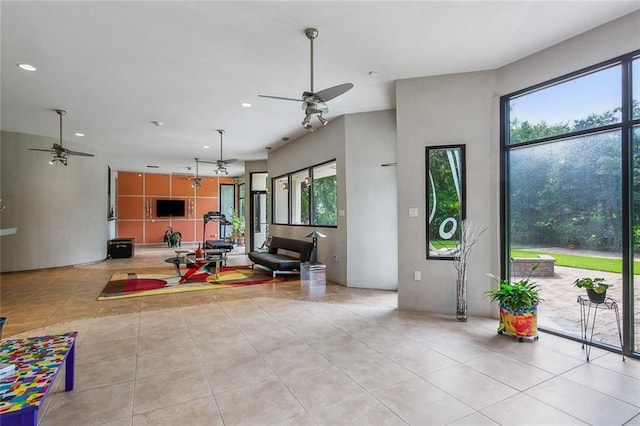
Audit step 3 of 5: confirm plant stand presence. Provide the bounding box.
[497,305,539,342]
[577,295,624,362]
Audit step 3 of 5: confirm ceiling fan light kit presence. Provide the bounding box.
[259,27,353,132]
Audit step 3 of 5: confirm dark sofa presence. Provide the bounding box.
[248,236,314,277]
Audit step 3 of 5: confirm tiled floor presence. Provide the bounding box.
[2,245,640,425]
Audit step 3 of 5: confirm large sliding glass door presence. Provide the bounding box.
[503,51,639,356]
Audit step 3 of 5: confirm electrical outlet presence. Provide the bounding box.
[414,271,421,281]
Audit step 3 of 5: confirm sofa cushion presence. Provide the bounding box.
[247,252,300,271]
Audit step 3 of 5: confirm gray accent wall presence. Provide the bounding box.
[1,131,109,272]
[396,9,640,316]
[268,111,398,289]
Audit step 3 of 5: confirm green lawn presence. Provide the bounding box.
[511,249,640,274]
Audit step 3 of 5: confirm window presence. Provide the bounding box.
[312,162,337,226]
[238,183,246,217]
[508,65,621,144]
[502,51,640,357]
[291,170,310,225]
[271,160,337,227]
[273,175,289,224]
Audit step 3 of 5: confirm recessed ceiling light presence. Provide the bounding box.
[17,63,37,72]
[150,121,163,127]
[75,132,85,137]
[241,102,252,108]
[368,70,380,77]
[202,145,210,149]
[146,165,159,168]
[281,137,290,142]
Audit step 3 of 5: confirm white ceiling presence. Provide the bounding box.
[2,1,639,177]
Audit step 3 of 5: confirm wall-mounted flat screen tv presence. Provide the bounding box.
[156,199,185,217]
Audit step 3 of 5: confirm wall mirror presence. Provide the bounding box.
[426,144,466,259]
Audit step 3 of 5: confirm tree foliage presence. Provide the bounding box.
[508,102,640,252]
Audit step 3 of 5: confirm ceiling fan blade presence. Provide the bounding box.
[258,94,304,102]
[29,148,57,153]
[198,159,218,165]
[222,159,237,165]
[314,83,353,102]
[65,149,94,157]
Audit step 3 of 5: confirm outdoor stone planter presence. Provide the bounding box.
[510,255,555,277]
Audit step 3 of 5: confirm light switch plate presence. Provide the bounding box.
[408,208,419,217]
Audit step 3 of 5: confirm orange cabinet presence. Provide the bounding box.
[117,196,144,220]
[115,171,233,244]
[117,172,143,195]
[145,174,170,196]
[171,175,196,197]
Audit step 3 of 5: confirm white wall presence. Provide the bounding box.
[345,110,398,290]
[395,9,640,316]
[1,131,109,272]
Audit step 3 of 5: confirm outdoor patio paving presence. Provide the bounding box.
[516,247,640,353]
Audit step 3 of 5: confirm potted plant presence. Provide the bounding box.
[229,210,245,245]
[486,268,542,341]
[573,277,611,304]
[163,227,182,247]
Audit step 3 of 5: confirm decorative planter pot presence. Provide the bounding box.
[586,289,606,304]
[498,304,538,341]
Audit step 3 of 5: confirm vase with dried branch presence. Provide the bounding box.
[451,220,486,322]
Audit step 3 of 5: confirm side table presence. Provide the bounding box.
[0,332,77,426]
[577,296,624,362]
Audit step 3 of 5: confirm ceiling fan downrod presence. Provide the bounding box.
[305,28,318,93]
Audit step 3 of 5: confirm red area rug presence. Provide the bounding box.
[98,265,284,300]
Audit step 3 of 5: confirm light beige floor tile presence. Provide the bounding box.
[137,332,196,355]
[525,376,640,425]
[215,379,306,425]
[286,366,370,416]
[133,367,212,415]
[306,332,378,363]
[335,352,417,392]
[76,335,138,365]
[481,393,587,425]
[373,376,475,425]
[422,335,499,363]
[205,354,279,393]
[465,352,555,391]
[562,363,640,407]
[310,393,406,425]
[135,344,202,379]
[41,381,134,426]
[261,341,331,383]
[626,413,640,425]
[448,412,499,425]
[86,312,140,339]
[382,341,459,377]
[75,355,137,390]
[498,343,586,375]
[592,352,640,380]
[132,396,223,426]
[425,364,518,410]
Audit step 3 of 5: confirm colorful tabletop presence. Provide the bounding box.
[0,332,77,416]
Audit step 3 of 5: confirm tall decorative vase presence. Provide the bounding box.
[456,272,467,322]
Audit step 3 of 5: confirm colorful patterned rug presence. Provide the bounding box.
[98,265,284,300]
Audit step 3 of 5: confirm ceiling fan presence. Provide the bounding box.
[188,158,204,188]
[29,109,94,166]
[259,27,353,131]
[200,129,236,175]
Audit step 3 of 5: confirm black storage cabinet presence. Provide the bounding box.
[108,238,135,258]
